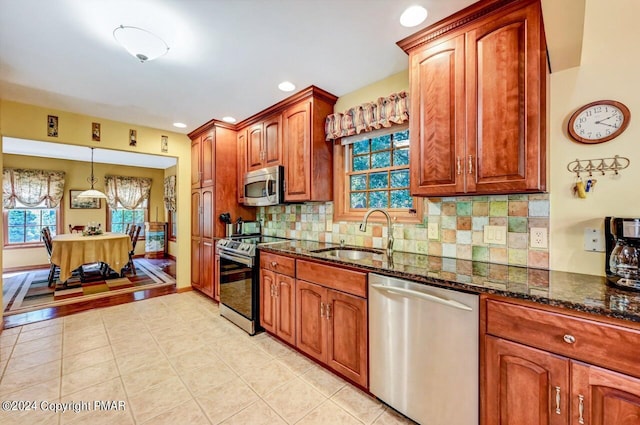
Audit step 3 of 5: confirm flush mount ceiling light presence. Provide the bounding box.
[77,147,107,199]
[172,122,187,128]
[113,25,169,63]
[278,81,296,92]
[400,5,428,27]
[222,116,237,123]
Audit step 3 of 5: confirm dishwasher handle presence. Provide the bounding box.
[370,283,473,311]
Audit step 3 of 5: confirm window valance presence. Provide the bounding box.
[2,168,66,209]
[325,91,410,141]
[105,175,151,210]
[163,175,176,212]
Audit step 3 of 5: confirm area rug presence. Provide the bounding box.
[2,259,176,315]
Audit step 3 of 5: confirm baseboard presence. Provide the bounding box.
[167,254,176,261]
[3,264,49,273]
[177,286,193,293]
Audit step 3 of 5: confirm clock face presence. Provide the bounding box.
[568,100,630,144]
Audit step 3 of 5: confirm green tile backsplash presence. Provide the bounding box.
[258,193,550,268]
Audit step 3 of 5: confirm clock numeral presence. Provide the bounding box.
[585,111,593,117]
[594,107,602,113]
[579,117,586,123]
[596,132,602,138]
[606,129,611,135]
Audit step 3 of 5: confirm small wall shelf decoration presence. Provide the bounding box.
[129,129,137,146]
[47,115,58,137]
[161,135,168,152]
[92,122,101,141]
[568,100,630,144]
[567,155,630,177]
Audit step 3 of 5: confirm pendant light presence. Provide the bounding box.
[77,148,107,199]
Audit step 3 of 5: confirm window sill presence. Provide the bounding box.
[4,243,45,249]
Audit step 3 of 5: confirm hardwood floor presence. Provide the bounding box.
[2,257,178,330]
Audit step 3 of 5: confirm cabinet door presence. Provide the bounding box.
[409,34,466,196]
[237,129,247,203]
[191,137,201,189]
[571,362,640,425]
[326,289,368,388]
[296,280,326,363]
[283,101,311,202]
[260,268,277,334]
[191,190,201,238]
[466,2,545,193]
[263,114,282,168]
[248,123,263,171]
[201,188,214,240]
[214,254,220,302]
[200,131,215,187]
[200,240,214,297]
[275,273,296,346]
[485,336,570,425]
[191,238,201,289]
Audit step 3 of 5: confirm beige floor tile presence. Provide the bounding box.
[4,345,62,374]
[21,318,62,332]
[60,377,129,424]
[61,359,120,396]
[167,345,220,375]
[300,364,346,397]
[221,399,286,425]
[140,399,210,425]
[62,345,114,375]
[180,361,237,396]
[196,377,259,424]
[114,346,167,375]
[127,375,192,424]
[155,334,205,357]
[0,332,20,348]
[104,321,149,340]
[120,359,177,396]
[297,399,362,425]
[65,409,134,425]
[0,359,61,397]
[263,377,325,424]
[276,347,315,375]
[11,334,62,357]
[218,346,272,375]
[17,324,63,344]
[252,334,291,357]
[1,326,23,336]
[109,332,159,358]
[373,407,419,425]
[332,384,385,425]
[0,406,59,425]
[240,359,297,397]
[1,376,60,402]
[1,344,14,360]
[62,333,109,357]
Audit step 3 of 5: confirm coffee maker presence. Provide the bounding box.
[605,217,640,291]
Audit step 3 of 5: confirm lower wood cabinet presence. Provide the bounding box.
[191,238,214,298]
[260,268,296,346]
[483,297,640,425]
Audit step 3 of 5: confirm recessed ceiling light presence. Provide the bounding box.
[173,122,187,128]
[222,116,237,123]
[278,81,296,92]
[400,5,428,27]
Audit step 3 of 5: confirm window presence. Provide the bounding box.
[334,125,422,223]
[108,201,148,237]
[4,200,60,246]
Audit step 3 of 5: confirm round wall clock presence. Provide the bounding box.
[568,100,630,144]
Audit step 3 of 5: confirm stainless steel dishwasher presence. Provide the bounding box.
[368,273,479,425]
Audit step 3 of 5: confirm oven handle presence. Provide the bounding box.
[219,250,253,267]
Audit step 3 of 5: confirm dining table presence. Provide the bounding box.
[51,232,133,282]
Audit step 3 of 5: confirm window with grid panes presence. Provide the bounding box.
[4,200,59,246]
[108,200,148,237]
[348,127,412,209]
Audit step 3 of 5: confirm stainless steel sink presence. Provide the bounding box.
[311,247,386,261]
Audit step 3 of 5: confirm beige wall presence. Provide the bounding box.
[0,100,192,288]
[334,70,409,113]
[2,154,165,268]
[164,165,177,258]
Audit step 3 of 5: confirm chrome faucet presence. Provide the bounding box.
[359,208,394,257]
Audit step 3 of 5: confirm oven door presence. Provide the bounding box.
[218,250,257,333]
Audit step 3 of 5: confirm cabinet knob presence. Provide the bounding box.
[271,261,278,267]
[563,334,576,344]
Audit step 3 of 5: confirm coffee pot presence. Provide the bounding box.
[605,217,640,290]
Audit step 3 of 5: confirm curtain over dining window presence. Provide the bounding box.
[324,91,409,141]
[104,175,151,210]
[2,168,66,209]
[163,175,176,212]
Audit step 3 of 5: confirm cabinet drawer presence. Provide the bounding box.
[260,252,295,276]
[486,299,640,378]
[297,260,366,298]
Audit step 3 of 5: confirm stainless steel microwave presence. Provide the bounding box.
[243,165,284,206]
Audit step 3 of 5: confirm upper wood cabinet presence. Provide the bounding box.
[399,0,547,196]
[245,114,282,172]
[236,130,247,204]
[191,130,214,189]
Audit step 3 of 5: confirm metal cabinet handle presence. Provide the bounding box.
[320,302,325,318]
[326,303,332,320]
[274,283,279,298]
[563,334,576,344]
[270,283,274,297]
[468,155,473,174]
[554,386,561,414]
[578,394,585,424]
[456,157,461,175]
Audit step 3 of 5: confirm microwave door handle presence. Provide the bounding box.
[265,174,275,203]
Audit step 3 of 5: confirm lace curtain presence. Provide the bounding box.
[2,168,66,209]
[325,91,410,140]
[163,175,176,212]
[104,175,151,210]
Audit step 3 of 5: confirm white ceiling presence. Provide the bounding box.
[0,0,477,135]
[3,137,177,169]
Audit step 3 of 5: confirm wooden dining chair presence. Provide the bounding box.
[43,226,85,286]
[68,224,85,233]
[122,225,142,276]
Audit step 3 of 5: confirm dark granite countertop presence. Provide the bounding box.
[259,240,640,324]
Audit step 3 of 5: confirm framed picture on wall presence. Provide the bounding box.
[69,190,101,209]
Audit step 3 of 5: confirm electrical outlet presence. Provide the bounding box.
[427,222,439,240]
[483,225,507,245]
[530,227,548,249]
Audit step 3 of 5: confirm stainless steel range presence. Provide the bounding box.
[216,235,286,335]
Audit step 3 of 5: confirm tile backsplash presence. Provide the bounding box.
[258,193,550,269]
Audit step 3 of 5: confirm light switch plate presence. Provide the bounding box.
[427,222,439,240]
[483,225,507,245]
[584,228,605,252]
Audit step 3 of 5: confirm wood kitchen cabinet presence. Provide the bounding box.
[482,296,640,425]
[260,252,296,346]
[236,130,247,204]
[399,0,547,196]
[189,122,255,299]
[246,114,282,172]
